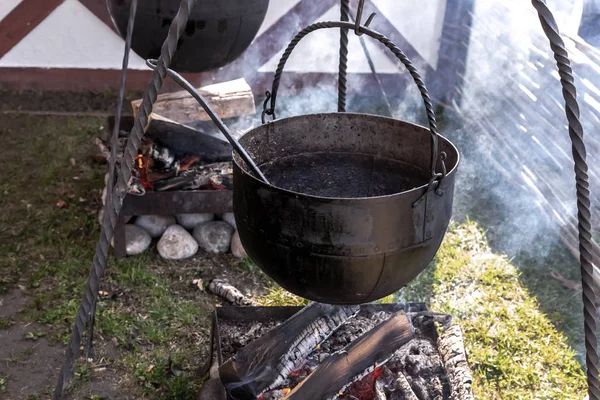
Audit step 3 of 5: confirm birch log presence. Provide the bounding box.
[437,324,474,400]
[131,78,255,126]
[208,279,252,306]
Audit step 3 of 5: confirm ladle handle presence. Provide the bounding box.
[145,59,270,184]
[263,21,443,181]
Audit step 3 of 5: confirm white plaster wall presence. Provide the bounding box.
[259,5,398,73]
[0,0,447,72]
[0,0,23,23]
[373,0,446,69]
[255,0,302,39]
[0,0,146,69]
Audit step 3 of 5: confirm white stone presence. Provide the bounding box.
[193,221,234,254]
[176,213,215,231]
[157,225,198,260]
[135,214,176,238]
[123,224,151,256]
[230,230,248,259]
[220,212,237,229]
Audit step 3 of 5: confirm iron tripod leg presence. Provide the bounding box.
[84,298,96,358]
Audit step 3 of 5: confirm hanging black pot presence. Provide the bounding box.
[106,0,269,72]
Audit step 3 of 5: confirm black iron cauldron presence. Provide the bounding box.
[229,18,459,304]
[106,0,269,72]
[233,113,459,304]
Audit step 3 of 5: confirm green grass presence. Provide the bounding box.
[0,113,587,399]
[0,317,14,329]
[255,282,310,307]
[403,221,586,399]
[0,115,214,398]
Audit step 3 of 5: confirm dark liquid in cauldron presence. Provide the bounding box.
[260,152,429,198]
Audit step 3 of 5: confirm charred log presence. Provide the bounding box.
[219,303,359,400]
[208,279,252,306]
[152,162,232,191]
[144,115,233,162]
[149,142,178,172]
[286,312,414,400]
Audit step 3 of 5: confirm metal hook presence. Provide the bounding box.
[261,91,274,124]
[354,0,376,36]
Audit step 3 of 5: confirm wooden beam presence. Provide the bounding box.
[0,67,410,100]
[0,0,64,59]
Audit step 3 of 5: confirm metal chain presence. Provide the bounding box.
[531,1,599,398]
[338,0,350,112]
[52,1,198,398]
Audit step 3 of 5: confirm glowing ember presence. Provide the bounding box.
[134,154,144,169]
[340,367,384,400]
[179,155,201,171]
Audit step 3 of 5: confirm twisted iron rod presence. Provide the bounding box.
[52,0,198,398]
[531,1,599,398]
[83,0,139,359]
[338,0,350,112]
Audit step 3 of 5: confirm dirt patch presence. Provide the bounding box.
[0,289,28,319]
[0,323,63,398]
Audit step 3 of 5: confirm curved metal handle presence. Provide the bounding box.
[262,20,442,180]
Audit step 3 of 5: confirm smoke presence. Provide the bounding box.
[231,0,600,263]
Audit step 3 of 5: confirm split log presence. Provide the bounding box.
[131,78,255,126]
[219,303,359,400]
[144,114,232,162]
[437,324,474,400]
[286,311,414,400]
[208,279,252,306]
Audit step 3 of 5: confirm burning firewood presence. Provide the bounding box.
[286,312,414,400]
[144,114,233,163]
[219,303,360,400]
[131,78,255,126]
[152,162,232,192]
[208,279,252,306]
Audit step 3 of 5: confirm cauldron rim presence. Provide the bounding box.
[233,112,460,202]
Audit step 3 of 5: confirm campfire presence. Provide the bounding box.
[132,136,233,192]
[96,78,255,195]
[206,303,474,400]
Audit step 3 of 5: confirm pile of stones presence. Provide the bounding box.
[116,212,247,260]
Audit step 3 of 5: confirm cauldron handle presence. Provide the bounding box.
[262,21,444,183]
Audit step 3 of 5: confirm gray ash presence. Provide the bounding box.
[385,337,451,399]
[220,319,284,361]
